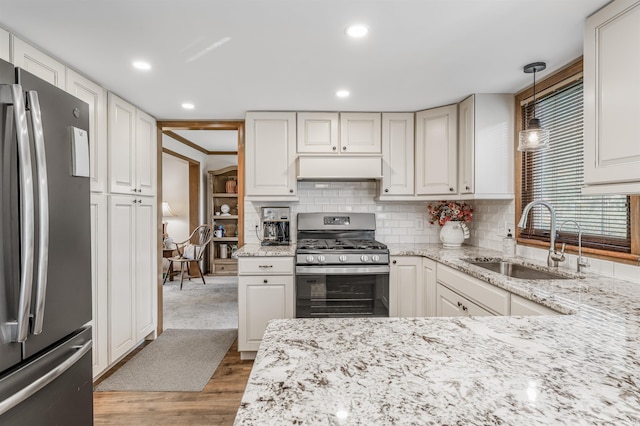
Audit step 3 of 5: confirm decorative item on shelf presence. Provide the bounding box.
[161,201,176,249]
[220,204,231,216]
[428,201,473,248]
[518,62,550,152]
[225,177,237,194]
[214,225,224,238]
[220,244,228,259]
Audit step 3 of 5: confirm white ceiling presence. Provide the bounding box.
[0,0,609,122]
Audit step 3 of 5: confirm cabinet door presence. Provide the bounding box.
[415,104,458,195]
[11,36,66,89]
[297,112,339,153]
[0,28,9,62]
[458,95,474,194]
[90,194,108,378]
[135,197,157,340]
[66,70,107,193]
[340,112,381,154]
[389,257,422,317]
[238,275,294,352]
[421,258,437,317]
[584,0,640,188]
[381,113,414,196]
[245,112,297,197]
[108,195,136,362]
[135,110,157,196]
[511,294,559,316]
[436,283,466,317]
[108,93,136,195]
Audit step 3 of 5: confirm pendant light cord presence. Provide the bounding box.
[532,69,537,119]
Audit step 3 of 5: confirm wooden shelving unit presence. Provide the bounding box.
[208,166,240,275]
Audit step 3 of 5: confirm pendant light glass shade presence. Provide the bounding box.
[518,62,549,152]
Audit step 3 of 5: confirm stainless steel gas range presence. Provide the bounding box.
[295,213,390,318]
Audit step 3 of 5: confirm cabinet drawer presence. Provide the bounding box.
[238,257,294,275]
[436,264,509,315]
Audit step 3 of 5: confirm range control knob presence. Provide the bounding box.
[317,255,326,263]
[339,255,348,263]
[305,255,315,263]
[371,255,380,263]
[360,255,369,262]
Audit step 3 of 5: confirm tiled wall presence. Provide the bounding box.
[244,182,640,284]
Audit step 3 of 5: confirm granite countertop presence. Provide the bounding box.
[234,244,640,425]
[233,243,296,257]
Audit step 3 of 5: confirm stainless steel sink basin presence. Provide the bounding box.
[467,260,569,280]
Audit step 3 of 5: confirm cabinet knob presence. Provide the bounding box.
[342,146,347,151]
[263,279,268,284]
[465,186,470,190]
[462,305,468,312]
[457,301,462,307]
[332,146,337,151]
[289,189,294,193]
[449,187,454,192]
[392,260,397,264]
[384,188,389,193]
[131,188,137,193]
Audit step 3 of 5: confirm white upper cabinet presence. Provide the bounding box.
[415,104,458,195]
[108,93,156,196]
[0,28,9,62]
[380,113,414,197]
[297,112,339,153]
[297,112,381,154]
[339,112,381,154]
[245,112,298,199]
[11,35,66,90]
[66,70,107,193]
[583,0,640,194]
[458,94,514,199]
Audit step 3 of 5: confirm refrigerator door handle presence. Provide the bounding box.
[0,84,35,343]
[0,340,91,416]
[26,90,49,335]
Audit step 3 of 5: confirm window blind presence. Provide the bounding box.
[520,79,631,252]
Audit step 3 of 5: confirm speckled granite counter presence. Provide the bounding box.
[233,243,296,257]
[234,244,640,425]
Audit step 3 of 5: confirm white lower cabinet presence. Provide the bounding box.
[108,195,157,364]
[436,283,494,317]
[90,194,108,378]
[390,257,422,317]
[422,258,437,317]
[511,294,559,316]
[238,257,294,359]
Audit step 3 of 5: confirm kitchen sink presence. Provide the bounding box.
[466,260,569,280]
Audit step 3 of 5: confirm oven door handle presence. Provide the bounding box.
[296,266,390,275]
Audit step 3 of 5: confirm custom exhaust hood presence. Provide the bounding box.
[296,156,383,180]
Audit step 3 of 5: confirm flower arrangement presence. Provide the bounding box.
[427,201,473,226]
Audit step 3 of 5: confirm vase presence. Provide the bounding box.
[439,221,470,248]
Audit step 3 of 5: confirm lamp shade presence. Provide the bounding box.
[518,118,550,151]
[162,202,176,217]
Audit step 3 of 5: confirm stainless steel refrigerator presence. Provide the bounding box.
[0,58,93,424]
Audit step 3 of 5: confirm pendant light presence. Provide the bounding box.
[518,62,550,152]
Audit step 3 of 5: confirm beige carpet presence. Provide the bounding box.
[94,328,237,392]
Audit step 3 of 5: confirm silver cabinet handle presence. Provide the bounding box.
[1,84,35,343]
[0,340,91,416]
[258,265,273,269]
[27,91,49,335]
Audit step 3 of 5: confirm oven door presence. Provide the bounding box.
[295,266,389,318]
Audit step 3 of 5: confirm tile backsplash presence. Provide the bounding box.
[243,181,639,284]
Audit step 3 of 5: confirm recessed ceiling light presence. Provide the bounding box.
[132,61,151,71]
[336,90,350,98]
[182,103,195,110]
[345,24,368,38]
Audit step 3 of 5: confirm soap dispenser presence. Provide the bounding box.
[502,229,516,258]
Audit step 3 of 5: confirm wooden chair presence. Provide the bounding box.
[163,225,213,289]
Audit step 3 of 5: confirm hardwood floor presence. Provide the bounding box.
[93,339,253,425]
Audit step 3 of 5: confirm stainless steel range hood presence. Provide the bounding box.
[297,156,382,180]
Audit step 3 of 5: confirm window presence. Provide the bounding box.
[516,59,639,262]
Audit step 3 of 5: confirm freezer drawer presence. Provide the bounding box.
[0,326,93,425]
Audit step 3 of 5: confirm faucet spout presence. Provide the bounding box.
[518,200,563,268]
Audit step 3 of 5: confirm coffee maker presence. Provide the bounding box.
[261,207,290,246]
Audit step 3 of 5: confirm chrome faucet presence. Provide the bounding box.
[558,220,590,273]
[517,200,565,268]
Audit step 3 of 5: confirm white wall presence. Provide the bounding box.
[162,153,190,242]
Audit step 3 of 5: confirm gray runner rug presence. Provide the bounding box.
[94,328,237,392]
